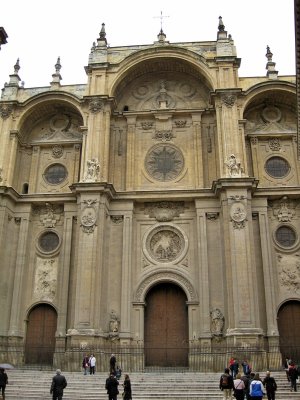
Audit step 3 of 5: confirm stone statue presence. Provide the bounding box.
[210,308,225,336]
[108,310,120,340]
[84,158,100,182]
[225,154,242,177]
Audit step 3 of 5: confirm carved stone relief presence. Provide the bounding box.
[269,138,281,151]
[271,196,295,222]
[80,199,98,234]
[144,201,184,222]
[153,130,174,142]
[52,145,64,158]
[221,94,236,108]
[110,215,124,224]
[174,120,187,128]
[89,98,103,113]
[144,225,187,263]
[33,203,63,228]
[34,257,57,301]
[206,212,219,220]
[277,253,300,294]
[0,104,13,119]
[141,121,154,130]
[38,113,82,141]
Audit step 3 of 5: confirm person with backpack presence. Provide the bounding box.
[263,371,277,400]
[250,373,265,400]
[219,368,234,400]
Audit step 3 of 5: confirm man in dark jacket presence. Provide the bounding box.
[106,373,119,400]
[0,368,8,399]
[50,369,67,400]
[263,371,277,400]
[219,368,234,399]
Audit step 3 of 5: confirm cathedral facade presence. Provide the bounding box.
[0,19,299,371]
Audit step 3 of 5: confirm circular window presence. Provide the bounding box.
[265,157,290,178]
[38,231,60,253]
[44,163,67,184]
[275,226,297,248]
[145,145,184,181]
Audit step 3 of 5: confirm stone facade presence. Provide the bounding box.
[0,19,299,371]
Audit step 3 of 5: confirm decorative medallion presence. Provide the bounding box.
[145,144,184,181]
[261,105,282,123]
[80,199,97,234]
[145,225,187,263]
[49,114,71,132]
[230,202,247,229]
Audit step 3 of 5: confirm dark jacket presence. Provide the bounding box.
[289,366,299,381]
[123,378,132,400]
[50,374,67,395]
[263,376,277,392]
[220,373,234,390]
[106,375,119,396]
[0,371,8,387]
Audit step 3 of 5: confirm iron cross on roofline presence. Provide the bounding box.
[154,11,169,31]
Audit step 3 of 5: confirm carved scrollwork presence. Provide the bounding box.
[0,104,13,119]
[141,121,154,130]
[89,98,103,113]
[34,258,57,301]
[153,130,174,142]
[221,94,236,107]
[144,201,184,222]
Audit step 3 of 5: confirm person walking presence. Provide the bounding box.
[106,373,119,400]
[50,369,67,400]
[89,354,96,375]
[263,371,277,400]
[288,362,298,392]
[122,374,132,400]
[110,353,117,375]
[250,373,265,400]
[219,367,234,400]
[233,373,245,400]
[0,368,8,400]
[82,354,90,375]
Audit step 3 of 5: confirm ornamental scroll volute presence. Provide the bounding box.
[80,199,98,234]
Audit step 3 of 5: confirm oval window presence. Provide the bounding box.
[275,226,297,248]
[265,157,290,178]
[38,231,60,253]
[44,163,67,184]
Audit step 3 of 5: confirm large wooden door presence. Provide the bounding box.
[25,304,57,365]
[278,301,300,362]
[145,283,188,367]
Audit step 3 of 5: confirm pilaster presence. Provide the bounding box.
[125,116,137,190]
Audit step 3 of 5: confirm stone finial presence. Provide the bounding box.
[157,28,167,43]
[217,16,227,40]
[6,58,21,87]
[97,23,107,46]
[265,45,278,79]
[50,57,62,87]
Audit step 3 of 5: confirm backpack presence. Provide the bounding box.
[221,374,229,387]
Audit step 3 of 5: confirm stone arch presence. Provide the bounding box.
[277,299,300,362]
[110,47,215,99]
[134,269,199,303]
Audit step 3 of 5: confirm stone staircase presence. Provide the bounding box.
[4,369,300,400]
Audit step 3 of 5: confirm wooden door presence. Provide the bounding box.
[25,304,57,365]
[278,301,300,362]
[145,283,188,367]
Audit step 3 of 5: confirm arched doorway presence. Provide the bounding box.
[144,282,188,367]
[25,304,57,365]
[278,300,300,362]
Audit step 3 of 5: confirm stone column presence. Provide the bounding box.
[101,106,112,182]
[6,130,19,186]
[8,209,31,337]
[195,201,211,340]
[213,91,245,178]
[120,206,133,342]
[191,113,204,187]
[56,205,76,337]
[256,201,279,337]
[215,179,262,344]
[125,117,137,190]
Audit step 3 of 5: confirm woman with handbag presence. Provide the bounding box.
[233,373,245,400]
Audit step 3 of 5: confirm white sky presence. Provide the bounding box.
[0,0,296,88]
